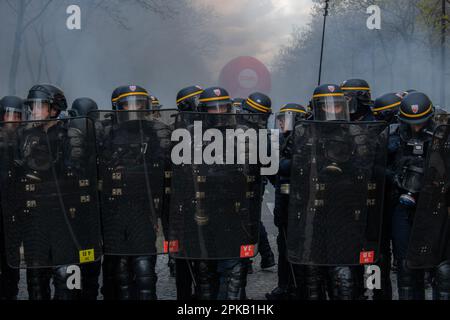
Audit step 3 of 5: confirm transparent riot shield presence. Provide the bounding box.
[168,112,270,259]
[287,121,388,266]
[407,124,450,269]
[0,117,102,268]
[92,110,176,255]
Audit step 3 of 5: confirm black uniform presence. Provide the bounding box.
[241,93,276,271]
[267,104,312,300]
[0,96,24,300]
[171,87,259,300]
[389,92,450,300]
[69,97,101,300]
[98,85,172,300]
[171,86,205,300]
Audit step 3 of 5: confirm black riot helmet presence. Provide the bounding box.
[0,96,27,123]
[25,84,68,120]
[111,85,150,111]
[176,85,204,112]
[398,92,434,125]
[70,97,98,117]
[311,84,350,121]
[372,92,403,123]
[242,92,272,114]
[198,87,233,113]
[150,95,162,110]
[232,98,245,113]
[340,79,372,121]
[275,103,308,133]
[398,89,418,99]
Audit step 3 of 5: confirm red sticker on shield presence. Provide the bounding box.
[164,240,179,253]
[360,251,375,264]
[240,245,255,258]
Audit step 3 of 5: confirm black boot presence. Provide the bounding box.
[259,222,275,269]
[81,260,101,300]
[195,261,217,300]
[176,259,194,300]
[26,268,51,300]
[168,256,176,278]
[266,286,290,300]
[304,266,326,300]
[134,255,158,300]
[53,265,81,300]
[116,257,134,300]
[0,260,19,300]
[101,256,118,300]
[373,254,392,300]
[397,260,424,300]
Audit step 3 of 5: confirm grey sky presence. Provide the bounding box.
[192,0,314,75]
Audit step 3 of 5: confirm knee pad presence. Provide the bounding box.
[226,261,248,300]
[329,267,358,300]
[434,261,450,300]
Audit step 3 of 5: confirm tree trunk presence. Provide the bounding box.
[8,0,27,95]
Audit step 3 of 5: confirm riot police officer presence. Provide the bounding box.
[389,92,444,300]
[232,98,245,113]
[171,85,204,300]
[70,97,99,117]
[372,93,403,124]
[241,92,276,271]
[67,97,102,300]
[18,84,84,300]
[372,92,404,300]
[98,85,170,300]
[150,95,162,110]
[308,85,353,300]
[341,79,375,122]
[192,87,252,300]
[266,103,309,300]
[176,86,204,112]
[0,96,26,300]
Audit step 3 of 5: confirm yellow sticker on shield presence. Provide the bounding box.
[79,249,95,264]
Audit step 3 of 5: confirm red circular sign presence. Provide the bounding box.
[218,56,272,98]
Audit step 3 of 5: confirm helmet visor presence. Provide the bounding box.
[276,111,295,133]
[2,107,27,122]
[117,95,149,111]
[313,96,349,121]
[25,99,52,121]
[201,102,232,114]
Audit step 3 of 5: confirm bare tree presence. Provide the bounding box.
[6,0,54,94]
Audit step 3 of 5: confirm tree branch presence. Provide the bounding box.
[22,0,53,32]
[5,0,18,15]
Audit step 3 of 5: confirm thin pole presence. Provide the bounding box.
[440,0,447,106]
[318,0,330,86]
